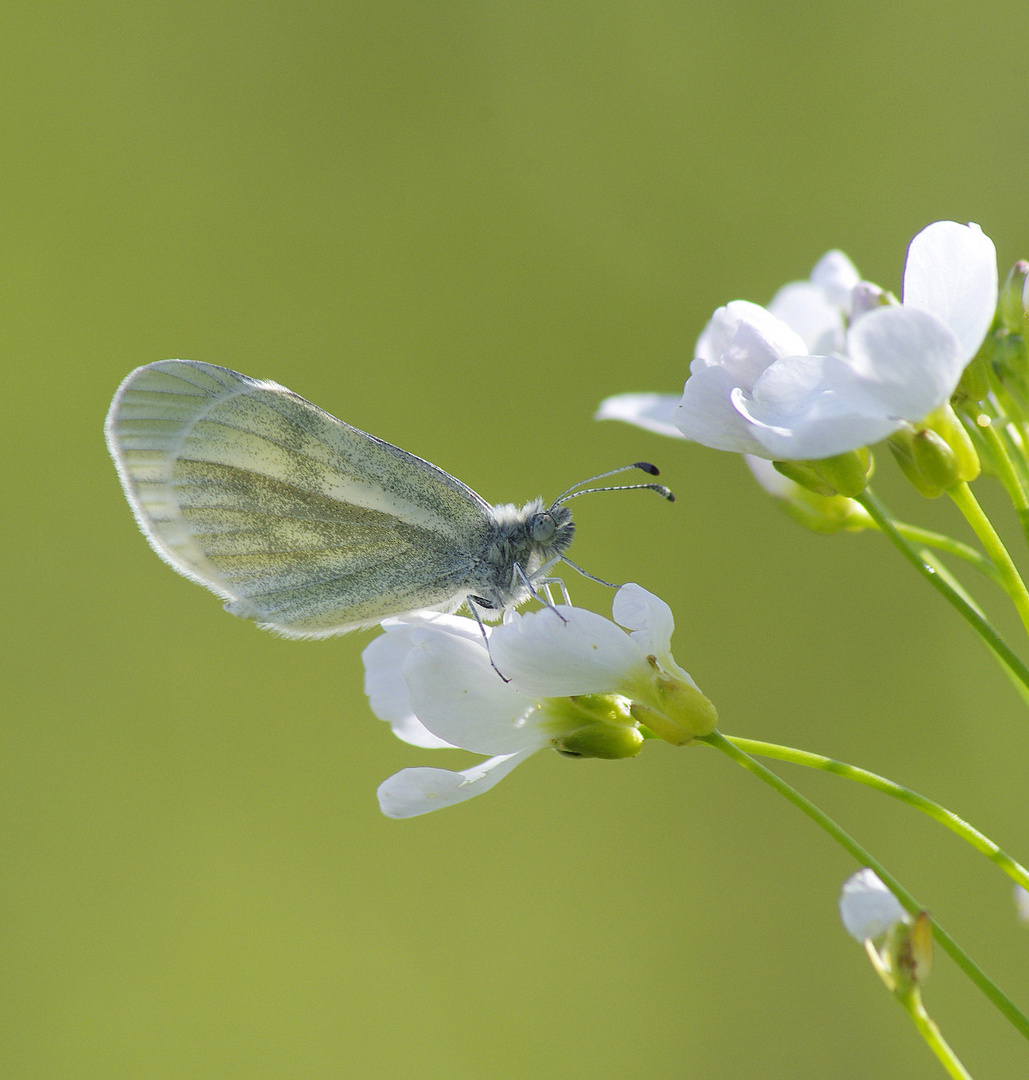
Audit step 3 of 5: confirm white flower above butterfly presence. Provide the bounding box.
[598,221,998,461]
[364,584,718,818]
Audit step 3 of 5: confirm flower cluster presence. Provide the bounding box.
[598,221,998,467]
[348,218,1029,1074]
[362,585,716,817]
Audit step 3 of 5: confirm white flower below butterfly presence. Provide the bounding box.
[598,221,998,461]
[362,584,718,818]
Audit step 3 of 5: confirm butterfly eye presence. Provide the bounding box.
[530,512,556,543]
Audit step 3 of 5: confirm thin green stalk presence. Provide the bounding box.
[856,488,1029,699]
[978,417,1029,513]
[721,736,1029,890]
[892,523,1002,588]
[903,992,973,1080]
[699,730,1029,1042]
[947,480,1029,637]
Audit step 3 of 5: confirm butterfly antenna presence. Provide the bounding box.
[552,462,674,505]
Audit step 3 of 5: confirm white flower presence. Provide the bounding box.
[599,222,998,461]
[762,248,861,355]
[362,585,716,818]
[839,868,908,942]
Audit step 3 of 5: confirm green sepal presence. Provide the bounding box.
[626,663,719,746]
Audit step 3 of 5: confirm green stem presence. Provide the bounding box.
[856,488,1029,698]
[892,523,1002,588]
[902,991,973,1080]
[698,730,1029,1042]
[722,736,1029,890]
[977,415,1029,514]
[947,480,1029,637]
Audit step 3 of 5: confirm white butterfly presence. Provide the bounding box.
[105,360,671,637]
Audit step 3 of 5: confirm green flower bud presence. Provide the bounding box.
[772,459,839,497]
[954,350,991,404]
[553,722,644,759]
[546,694,644,758]
[773,489,874,534]
[911,429,960,491]
[993,331,1029,383]
[883,911,933,996]
[888,429,944,498]
[999,260,1029,336]
[889,404,980,496]
[773,448,872,499]
[925,403,980,483]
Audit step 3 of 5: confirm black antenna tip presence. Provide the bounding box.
[633,461,660,476]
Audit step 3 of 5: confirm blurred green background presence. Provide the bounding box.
[5,2,1028,1077]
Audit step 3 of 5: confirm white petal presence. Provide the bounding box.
[839,869,907,941]
[612,583,673,651]
[695,300,794,363]
[595,393,686,438]
[612,583,697,687]
[735,352,898,460]
[768,280,846,353]
[377,750,533,818]
[403,629,550,756]
[903,221,997,362]
[846,305,964,418]
[381,610,486,642]
[489,605,642,697]
[809,249,861,309]
[362,631,456,749]
[745,454,795,496]
[676,361,769,455]
[702,306,809,388]
[679,316,808,456]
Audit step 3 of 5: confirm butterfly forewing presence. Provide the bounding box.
[106,360,497,635]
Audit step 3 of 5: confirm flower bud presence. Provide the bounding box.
[889,406,980,496]
[749,454,871,532]
[999,260,1029,336]
[954,350,991,404]
[546,694,644,758]
[773,448,872,499]
[888,429,944,498]
[771,459,839,497]
[912,429,961,490]
[809,449,874,498]
[898,910,934,989]
[925,404,980,483]
[553,721,645,759]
